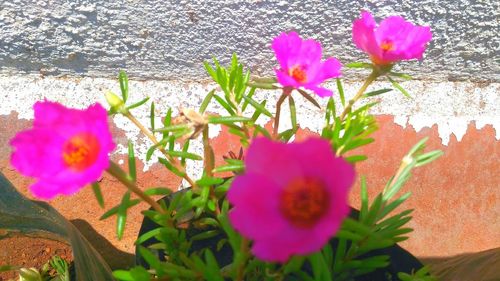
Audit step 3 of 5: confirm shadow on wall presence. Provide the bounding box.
[421,248,500,281]
[70,219,134,270]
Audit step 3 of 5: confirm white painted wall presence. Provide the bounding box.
[1,75,498,175]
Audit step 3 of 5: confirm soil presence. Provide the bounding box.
[0,235,73,281]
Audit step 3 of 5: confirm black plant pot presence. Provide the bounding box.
[136,191,423,281]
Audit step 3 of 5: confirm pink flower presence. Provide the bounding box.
[352,11,432,65]
[227,137,355,262]
[10,101,115,199]
[272,32,342,97]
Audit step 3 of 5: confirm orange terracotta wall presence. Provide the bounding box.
[0,77,498,268]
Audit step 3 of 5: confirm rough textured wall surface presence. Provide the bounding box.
[1,0,499,81]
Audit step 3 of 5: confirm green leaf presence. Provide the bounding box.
[364,194,383,225]
[242,94,272,117]
[253,124,272,138]
[333,238,346,272]
[356,255,390,270]
[49,255,70,281]
[249,100,267,123]
[289,95,297,129]
[200,89,215,113]
[150,101,155,131]
[145,137,171,161]
[135,228,162,245]
[212,163,244,173]
[208,116,252,124]
[0,172,114,280]
[162,108,173,140]
[144,187,172,196]
[363,88,393,97]
[158,157,186,177]
[346,62,373,69]
[113,270,133,281]
[164,150,203,160]
[360,177,369,221]
[309,251,332,281]
[325,97,336,123]
[91,182,105,208]
[389,72,413,80]
[0,265,19,272]
[283,256,306,274]
[190,230,220,241]
[99,199,141,220]
[203,250,224,281]
[342,218,373,236]
[138,246,166,277]
[126,97,150,110]
[128,141,137,181]
[297,88,321,109]
[241,87,256,112]
[212,94,236,115]
[415,150,443,167]
[378,192,411,220]
[336,79,345,106]
[246,82,279,89]
[118,70,129,103]
[153,124,189,133]
[116,192,130,240]
[345,155,368,163]
[388,77,411,98]
[196,177,224,186]
[406,138,427,158]
[278,128,297,142]
[335,230,364,241]
[129,266,151,281]
[204,61,218,82]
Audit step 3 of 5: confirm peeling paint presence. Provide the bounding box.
[0,75,498,177]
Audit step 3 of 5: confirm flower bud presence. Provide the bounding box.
[105,91,127,114]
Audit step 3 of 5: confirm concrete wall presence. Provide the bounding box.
[1,0,499,81]
[0,0,499,269]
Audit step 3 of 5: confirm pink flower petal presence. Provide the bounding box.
[304,85,333,97]
[244,138,303,186]
[10,129,65,178]
[353,11,432,64]
[352,11,382,59]
[9,101,115,200]
[271,32,341,97]
[228,174,287,240]
[228,137,355,262]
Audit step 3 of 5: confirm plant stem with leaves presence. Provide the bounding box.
[107,161,165,214]
[273,89,291,138]
[338,71,379,121]
[123,111,197,188]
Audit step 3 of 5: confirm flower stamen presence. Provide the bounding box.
[63,133,100,171]
[380,40,394,52]
[289,65,308,83]
[280,177,330,228]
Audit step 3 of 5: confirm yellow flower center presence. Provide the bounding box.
[280,177,330,228]
[289,65,307,83]
[380,40,394,51]
[62,133,100,171]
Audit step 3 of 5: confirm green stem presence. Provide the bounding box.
[273,89,291,138]
[235,238,250,281]
[202,126,221,216]
[338,71,379,121]
[123,111,197,188]
[107,161,165,214]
